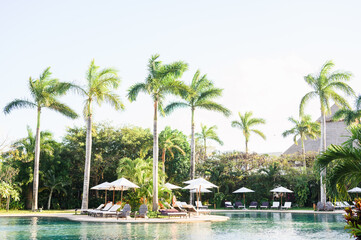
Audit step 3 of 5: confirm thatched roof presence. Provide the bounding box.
[283,104,350,155]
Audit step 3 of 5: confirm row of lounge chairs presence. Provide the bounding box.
[333,201,354,209]
[82,202,147,219]
[225,201,292,209]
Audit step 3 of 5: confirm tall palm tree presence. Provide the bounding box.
[159,127,185,174]
[164,70,230,204]
[76,60,124,211]
[333,95,361,125]
[3,67,77,211]
[231,111,266,154]
[128,54,188,211]
[300,60,354,205]
[282,115,320,168]
[315,125,361,198]
[195,124,223,158]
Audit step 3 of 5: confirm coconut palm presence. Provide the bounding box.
[231,111,266,154]
[315,125,361,198]
[282,115,320,168]
[333,95,361,126]
[159,127,185,174]
[164,70,230,203]
[75,60,124,211]
[3,67,77,211]
[195,124,223,158]
[299,60,354,205]
[127,54,188,211]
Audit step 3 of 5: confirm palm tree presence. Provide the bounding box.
[282,115,320,168]
[300,60,354,205]
[128,54,188,211]
[164,70,230,204]
[3,67,77,211]
[333,95,361,125]
[159,127,185,174]
[315,125,361,198]
[75,60,124,211]
[39,169,69,210]
[231,111,266,154]
[195,124,223,158]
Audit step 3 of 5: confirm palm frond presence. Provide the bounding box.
[197,100,231,117]
[251,129,266,140]
[103,92,125,111]
[48,101,78,119]
[127,83,147,102]
[3,99,36,114]
[163,102,189,115]
[299,91,317,116]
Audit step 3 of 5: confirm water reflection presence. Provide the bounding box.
[30,217,38,240]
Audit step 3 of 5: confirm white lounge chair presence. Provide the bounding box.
[270,201,280,209]
[98,204,121,218]
[88,202,113,216]
[282,202,292,209]
[225,201,234,209]
[75,203,104,214]
[195,201,208,209]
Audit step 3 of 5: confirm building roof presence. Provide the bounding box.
[283,104,350,155]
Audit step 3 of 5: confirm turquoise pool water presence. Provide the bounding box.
[0,212,349,239]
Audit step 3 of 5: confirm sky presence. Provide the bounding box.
[1,0,361,154]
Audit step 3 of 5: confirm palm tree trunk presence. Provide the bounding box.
[162,149,166,174]
[6,196,10,211]
[301,139,306,169]
[190,107,195,205]
[32,107,41,211]
[320,111,327,205]
[47,188,53,210]
[152,99,159,211]
[245,139,248,154]
[204,138,207,160]
[81,114,92,211]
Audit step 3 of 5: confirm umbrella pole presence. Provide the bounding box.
[281,194,283,209]
[243,193,245,209]
[113,189,115,203]
[121,186,124,204]
[105,190,107,204]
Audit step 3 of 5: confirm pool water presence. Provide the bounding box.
[0,212,349,239]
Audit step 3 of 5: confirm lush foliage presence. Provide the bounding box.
[344,198,361,239]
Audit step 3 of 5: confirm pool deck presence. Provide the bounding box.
[0,209,344,223]
[0,213,229,224]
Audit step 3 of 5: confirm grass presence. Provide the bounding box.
[0,209,74,215]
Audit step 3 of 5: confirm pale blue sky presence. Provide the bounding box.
[1,0,361,153]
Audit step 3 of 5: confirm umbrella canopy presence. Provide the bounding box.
[91,182,111,190]
[233,187,255,194]
[109,178,139,203]
[190,186,212,193]
[109,178,139,190]
[164,182,182,190]
[348,187,361,193]
[270,186,293,193]
[183,177,218,188]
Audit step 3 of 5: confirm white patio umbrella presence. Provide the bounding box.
[109,178,139,204]
[183,178,218,210]
[233,187,255,208]
[348,187,361,197]
[190,186,212,193]
[164,182,182,190]
[91,182,111,204]
[270,186,293,206]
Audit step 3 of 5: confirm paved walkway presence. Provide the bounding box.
[0,213,229,223]
[210,209,345,214]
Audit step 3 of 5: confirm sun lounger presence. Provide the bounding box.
[195,201,208,209]
[174,201,187,212]
[260,202,269,209]
[88,202,113,216]
[225,201,234,209]
[249,201,258,209]
[270,201,280,209]
[117,204,131,219]
[76,203,104,214]
[134,204,148,219]
[235,201,245,209]
[343,201,352,208]
[282,202,292,210]
[158,209,188,218]
[183,205,210,215]
[98,204,121,218]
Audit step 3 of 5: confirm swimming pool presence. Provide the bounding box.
[0,212,349,239]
